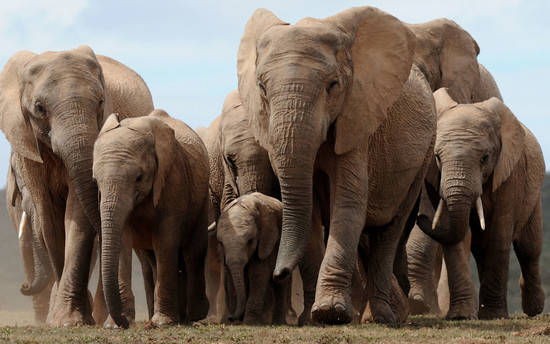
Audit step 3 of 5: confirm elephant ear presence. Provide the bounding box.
[325,7,416,155]
[0,50,42,163]
[237,9,288,147]
[147,110,177,207]
[251,192,282,260]
[437,19,480,104]
[481,98,525,192]
[433,88,458,116]
[98,113,121,136]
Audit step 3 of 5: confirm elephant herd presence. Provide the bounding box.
[0,6,544,329]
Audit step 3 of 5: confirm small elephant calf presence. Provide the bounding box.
[93,109,210,328]
[216,192,289,325]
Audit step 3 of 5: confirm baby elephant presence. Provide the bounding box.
[93,110,210,328]
[216,192,289,325]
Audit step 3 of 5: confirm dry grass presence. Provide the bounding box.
[1,313,550,343]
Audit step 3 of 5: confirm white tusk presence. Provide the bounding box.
[432,199,444,230]
[18,211,28,239]
[207,221,217,231]
[476,197,485,230]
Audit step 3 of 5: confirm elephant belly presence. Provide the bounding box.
[129,218,154,250]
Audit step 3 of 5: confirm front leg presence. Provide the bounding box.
[49,188,95,327]
[312,152,369,325]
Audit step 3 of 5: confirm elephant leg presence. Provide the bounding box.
[49,189,95,327]
[181,222,209,322]
[136,249,156,319]
[477,223,512,320]
[243,260,271,324]
[311,154,370,325]
[298,195,324,326]
[513,202,544,317]
[442,232,477,320]
[151,225,180,325]
[407,225,442,315]
[178,248,188,322]
[32,280,54,324]
[271,276,290,325]
[205,232,223,320]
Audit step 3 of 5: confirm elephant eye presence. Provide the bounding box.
[480,154,489,164]
[34,102,47,116]
[135,174,143,183]
[326,80,339,94]
[257,80,267,97]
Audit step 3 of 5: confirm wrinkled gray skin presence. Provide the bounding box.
[216,193,289,325]
[93,110,210,328]
[416,88,545,320]
[218,90,324,325]
[0,46,153,327]
[237,7,436,324]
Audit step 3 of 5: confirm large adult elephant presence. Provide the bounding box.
[416,88,545,320]
[403,17,503,317]
[237,7,436,324]
[0,46,154,326]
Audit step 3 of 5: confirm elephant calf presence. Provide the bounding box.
[92,109,210,328]
[216,192,290,325]
[416,88,545,320]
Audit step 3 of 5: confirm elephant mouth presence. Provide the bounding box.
[431,196,485,231]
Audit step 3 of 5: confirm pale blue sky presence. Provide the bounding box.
[1,0,549,187]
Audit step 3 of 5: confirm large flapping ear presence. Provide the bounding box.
[325,7,416,155]
[481,98,525,192]
[237,9,288,147]
[250,192,282,260]
[436,19,480,104]
[433,88,458,117]
[0,50,42,163]
[145,110,177,207]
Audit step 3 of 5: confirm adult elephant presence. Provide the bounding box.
[416,88,545,320]
[403,17,503,317]
[0,46,154,326]
[237,7,436,324]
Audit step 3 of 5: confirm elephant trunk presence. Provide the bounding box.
[99,187,132,329]
[227,262,247,322]
[20,211,53,296]
[418,166,476,245]
[269,96,318,281]
[52,100,101,233]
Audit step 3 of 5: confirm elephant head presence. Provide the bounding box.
[219,90,279,208]
[93,110,176,328]
[216,193,282,322]
[0,46,115,235]
[417,88,526,245]
[406,18,480,103]
[237,7,416,278]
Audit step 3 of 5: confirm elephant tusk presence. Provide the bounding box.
[476,197,485,230]
[207,221,217,232]
[432,199,444,230]
[18,211,27,239]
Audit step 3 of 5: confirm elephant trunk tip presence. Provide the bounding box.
[273,264,292,282]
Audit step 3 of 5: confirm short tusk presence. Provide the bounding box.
[476,197,485,230]
[432,199,444,230]
[207,221,217,231]
[18,211,27,239]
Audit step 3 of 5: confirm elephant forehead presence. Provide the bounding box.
[95,127,154,153]
[258,24,345,60]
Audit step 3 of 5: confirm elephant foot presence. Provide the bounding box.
[521,285,544,317]
[478,305,508,320]
[298,308,315,326]
[151,312,179,326]
[311,292,353,325]
[102,315,129,329]
[188,296,209,322]
[408,294,430,315]
[361,298,397,324]
[49,307,95,327]
[446,305,477,321]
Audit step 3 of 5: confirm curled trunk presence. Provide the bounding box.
[20,211,53,296]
